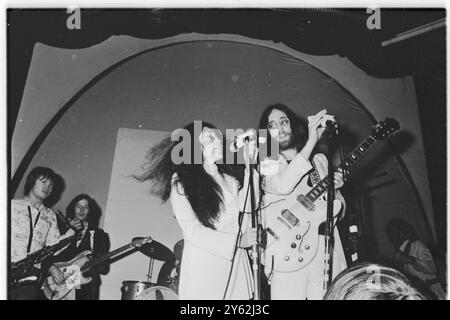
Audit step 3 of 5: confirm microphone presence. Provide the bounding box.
[325,120,337,127]
[322,119,339,136]
[55,209,79,232]
[229,131,255,152]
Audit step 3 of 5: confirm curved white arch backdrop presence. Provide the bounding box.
[11,34,434,299]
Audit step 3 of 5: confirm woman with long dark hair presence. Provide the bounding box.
[137,121,257,299]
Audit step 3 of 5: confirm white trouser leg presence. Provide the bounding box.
[270,267,308,300]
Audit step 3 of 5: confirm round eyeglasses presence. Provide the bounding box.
[267,118,290,130]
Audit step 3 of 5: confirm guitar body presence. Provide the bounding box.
[41,236,153,301]
[259,118,400,273]
[42,250,93,300]
[262,177,342,273]
[10,232,81,288]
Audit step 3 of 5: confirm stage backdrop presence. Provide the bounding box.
[100,128,181,300]
[11,35,435,299]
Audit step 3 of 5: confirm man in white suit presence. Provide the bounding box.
[258,103,348,300]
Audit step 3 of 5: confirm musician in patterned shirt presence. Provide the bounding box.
[10,167,81,300]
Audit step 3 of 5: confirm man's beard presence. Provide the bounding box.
[279,133,295,151]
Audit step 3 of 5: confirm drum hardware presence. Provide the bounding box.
[120,239,177,300]
[146,257,154,283]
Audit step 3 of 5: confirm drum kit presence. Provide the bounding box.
[121,239,183,300]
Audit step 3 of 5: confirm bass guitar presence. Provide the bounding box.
[42,236,152,300]
[262,118,399,273]
[10,232,81,287]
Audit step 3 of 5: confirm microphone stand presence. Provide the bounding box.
[245,140,262,300]
[146,257,154,283]
[323,122,338,293]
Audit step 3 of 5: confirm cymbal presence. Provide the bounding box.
[138,240,175,262]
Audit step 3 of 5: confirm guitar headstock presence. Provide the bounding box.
[372,118,400,141]
[132,236,153,248]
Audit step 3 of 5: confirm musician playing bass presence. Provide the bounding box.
[258,104,348,300]
[10,167,81,300]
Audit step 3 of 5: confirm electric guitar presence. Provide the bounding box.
[10,232,81,287]
[262,118,399,273]
[42,236,152,300]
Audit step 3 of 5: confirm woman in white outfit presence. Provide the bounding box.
[137,121,257,300]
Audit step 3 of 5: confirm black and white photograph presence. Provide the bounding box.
[5,3,447,304]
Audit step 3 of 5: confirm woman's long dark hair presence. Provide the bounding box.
[258,103,308,152]
[135,121,244,229]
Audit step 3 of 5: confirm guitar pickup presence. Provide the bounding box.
[277,216,292,229]
[297,194,315,211]
[281,209,299,227]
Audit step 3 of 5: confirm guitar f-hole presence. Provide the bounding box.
[297,222,311,253]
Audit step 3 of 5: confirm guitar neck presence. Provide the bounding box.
[305,135,378,202]
[11,232,80,282]
[81,242,134,272]
[36,232,80,264]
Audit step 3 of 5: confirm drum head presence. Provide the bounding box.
[121,281,154,300]
[137,286,178,300]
